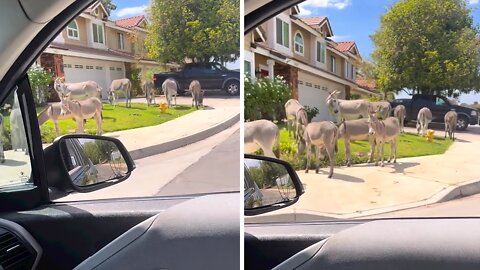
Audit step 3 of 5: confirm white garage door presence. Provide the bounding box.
[298,72,338,122]
[63,57,126,100]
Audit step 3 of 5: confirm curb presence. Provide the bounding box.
[128,113,240,160]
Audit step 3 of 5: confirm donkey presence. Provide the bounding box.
[298,121,338,178]
[416,107,432,136]
[142,80,156,106]
[58,92,103,135]
[244,119,280,158]
[367,114,400,167]
[284,99,305,139]
[370,101,392,119]
[109,78,132,108]
[10,94,28,154]
[0,115,5,163]
[339,118,376,167]
[444,110,458,140]
[189,80,204,109]
[326,90,371,121]
[37,103,77,137]
[162,78,177,108]
[393,105,406,133]
[54,77,101,100]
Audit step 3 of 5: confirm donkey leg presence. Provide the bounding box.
[95,113,103,135]
[315,147,321,174]
[380,142,385,167]
[54,120,60,137]
[305,144,311,174]
[345,139,352,166]
[326,145,335,178]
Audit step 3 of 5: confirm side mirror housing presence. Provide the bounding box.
[44,134,135,196]
[244,154,304,216]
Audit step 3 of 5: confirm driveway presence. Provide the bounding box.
[246,125,480,222]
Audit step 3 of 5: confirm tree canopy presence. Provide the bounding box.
[145,0,240,64]
[371,0,480,96]
[101,0,117,13]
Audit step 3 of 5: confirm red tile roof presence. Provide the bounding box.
[335,41,355,52]
[114,15,145,29]
[355,74,377,93]
[301,16,326,26]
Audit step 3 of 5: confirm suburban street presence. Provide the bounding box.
[57,123,240,201]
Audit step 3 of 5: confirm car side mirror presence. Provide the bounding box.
[44,134,135,197]
[244,154,304,216]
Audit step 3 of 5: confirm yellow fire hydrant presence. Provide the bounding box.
[426,129,435,142]
[159,102,168,113]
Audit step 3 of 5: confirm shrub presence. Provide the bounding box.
[27,64,53,106]
[303,106,319,122]
[244,76,292,121]
[127,68,142,97]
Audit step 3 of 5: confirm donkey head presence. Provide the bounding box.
[58,91,71,115]
[367,113,380,136]
[326,90,340,114]
[198,90,205,107]
[296,133,307,156]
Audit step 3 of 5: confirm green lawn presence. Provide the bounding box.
[36,103,195,143]
[274,123,453,170]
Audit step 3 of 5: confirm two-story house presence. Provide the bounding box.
[37,1,173,100]
[244,6,379,121]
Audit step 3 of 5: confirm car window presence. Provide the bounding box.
[0,90,33,189]
[27,1,240,202]
[436,97,446,106]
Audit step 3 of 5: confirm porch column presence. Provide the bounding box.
[266,59,275,80]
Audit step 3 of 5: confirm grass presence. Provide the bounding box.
[272,123,453,170]
[35,103,195,143]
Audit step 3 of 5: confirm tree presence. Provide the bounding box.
[101,0,117,13]
[145,0,240,64]
[371,0,480,96]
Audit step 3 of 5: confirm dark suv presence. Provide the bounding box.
[153,62,240,95]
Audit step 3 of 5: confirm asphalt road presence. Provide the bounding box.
[57,123,240,201]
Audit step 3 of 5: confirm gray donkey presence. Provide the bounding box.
[162,78,178,108]
[370,101,392,120]
[368,114,400,167]
[54,77,101,100]
[298,121,338,178]
[416,107,432,136]
[326,90,371,121]
[109,78,132,108]
[285,99,305,139]
[444,110,458,140]
[189,80,204,109]
[393,105,406,133]
[244,119,280,158]
[142,80,156,106]
[339,118,376,167]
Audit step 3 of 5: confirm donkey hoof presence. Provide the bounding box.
[375,162,379,166]
[394,160,397,163]
[387,160,391,163]
[315,169,319,174]
[381,163,384,167]
[328,174,332,179]
[347,163,351,167]
[305,170,309,174]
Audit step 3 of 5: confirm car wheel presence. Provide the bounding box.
[456,116,469,131]
[225,81,239,96]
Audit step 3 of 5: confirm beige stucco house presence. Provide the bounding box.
[244,6,379,121]
[38,1,173,100]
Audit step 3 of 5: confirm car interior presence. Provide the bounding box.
[0,1,239,269]
[244,1,480,269]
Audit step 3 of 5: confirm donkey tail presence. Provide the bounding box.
[37,105,51,126]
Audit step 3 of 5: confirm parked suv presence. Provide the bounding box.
[153,62,240,96]
[390,94,479,130]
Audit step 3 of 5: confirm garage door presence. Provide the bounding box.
[298,72,342,122]
[63,57,126,100]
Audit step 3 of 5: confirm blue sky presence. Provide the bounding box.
[299,0,480,103]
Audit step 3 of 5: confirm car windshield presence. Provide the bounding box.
[244,0,480,223]
[0,0,240,201]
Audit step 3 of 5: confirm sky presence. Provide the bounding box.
[298,0,480,103]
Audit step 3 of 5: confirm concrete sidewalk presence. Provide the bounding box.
[247,126,480,222]
[104,97,239,160]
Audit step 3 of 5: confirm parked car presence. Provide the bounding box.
[153,62,240,96]
[390,94,479,130]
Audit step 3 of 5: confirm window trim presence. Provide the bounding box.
[92,23,104,44]
[294,31,304,56]
[331,55,336,73]
[316,41,326,64]
[67,19,79,40]
[275,17,290,48]
[117,32,124,50]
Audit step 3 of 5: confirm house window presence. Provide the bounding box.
[316,41,326,63]
[67,20,79,39]
[244,60,251,77]
[92,23,104,44]
[331,56,336,73]
[86,65,94,69]
[276,18,289,48]
[117,33,124,50]
[109,67,115,71]
[96,66,103,70]
[63,64,72,68]
[74,65,83,69]
[294,32,304,55]
[116,67,122,71]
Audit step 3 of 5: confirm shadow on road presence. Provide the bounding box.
[331,172,365,183]
[0,159,27,166]
[389,162,420,174]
